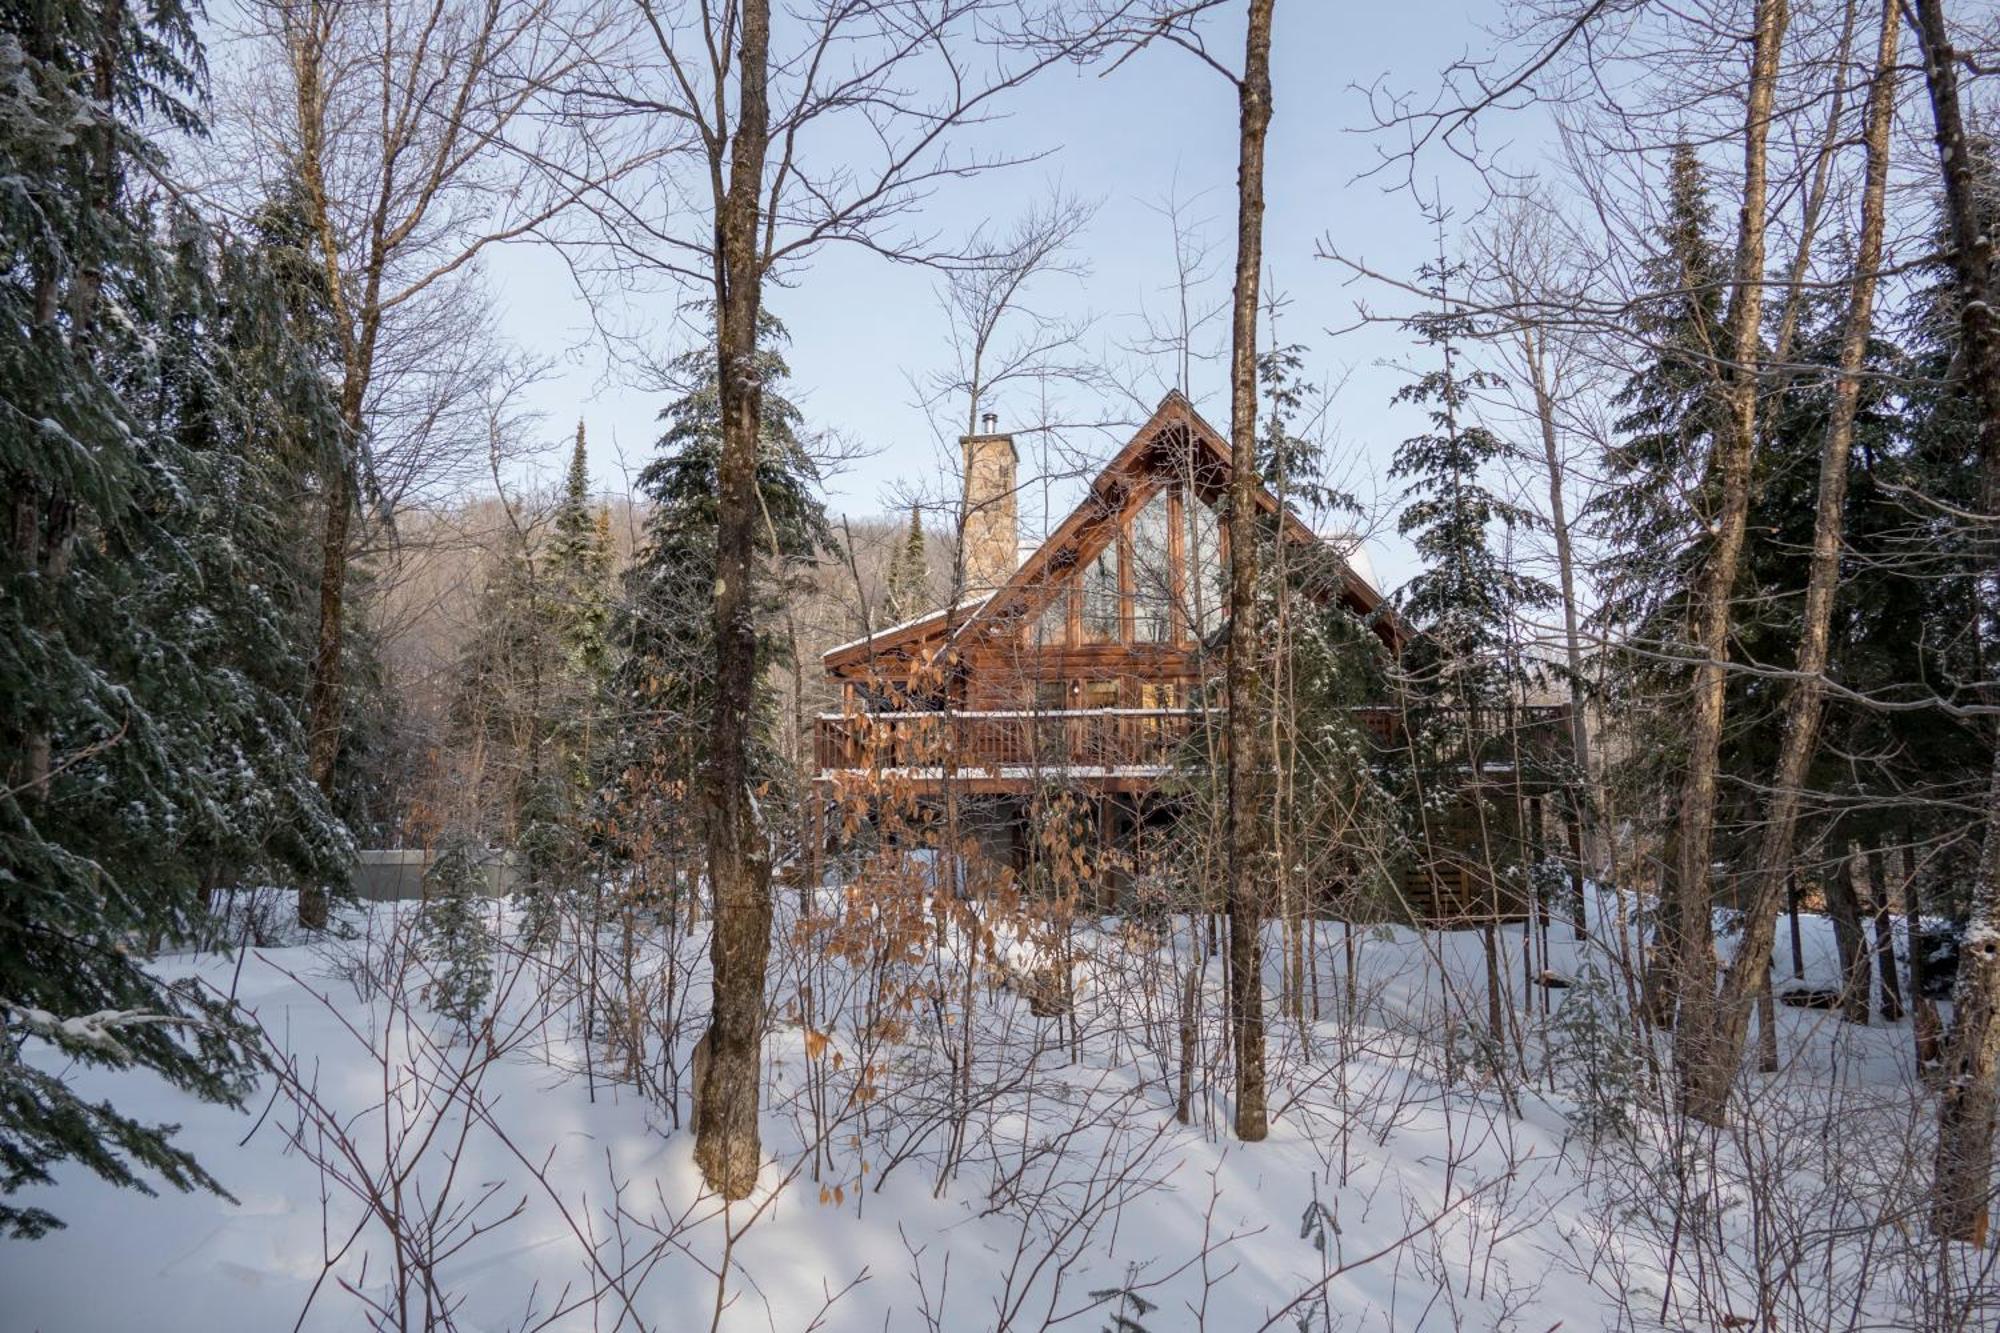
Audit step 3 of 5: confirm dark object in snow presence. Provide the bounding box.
[1536,970,1572,990]
[1779,986,1845,1010]
[1916,928,1960,1000]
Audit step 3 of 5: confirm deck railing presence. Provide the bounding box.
[814,707,1207,774]
[814,703,1574,777]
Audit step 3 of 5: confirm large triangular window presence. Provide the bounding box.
[1021,483,1229,649]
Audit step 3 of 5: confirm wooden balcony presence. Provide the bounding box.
[814,703,1575,796]
[815,708,1207,791]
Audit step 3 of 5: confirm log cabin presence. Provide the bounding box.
[813,391,1570,922]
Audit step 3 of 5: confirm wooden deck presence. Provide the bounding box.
[814,704,1573,795]
[815,707,1205,793]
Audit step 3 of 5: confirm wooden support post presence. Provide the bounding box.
[807,781,825,905]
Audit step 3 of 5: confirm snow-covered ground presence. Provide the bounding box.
[4,883,1993,1331]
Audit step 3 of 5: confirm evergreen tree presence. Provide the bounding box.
[0,1,345,1237]
[607,313,829,847]
[451,517,559,831]
[515,771,577,949]
[1594,142,1729,637]
[150,207,354,893]
[1584,145,1730,1006]
[548,422,615,691]
[1388,238,1552,1057]
[885,504,930,624]
[1390,260,1553,711]
[1256,340,1356,522]
[449,429,615,945]
[244,183,395,844]
[545,424,615,805]
[536,428,614,940]
[417,837,494,1034]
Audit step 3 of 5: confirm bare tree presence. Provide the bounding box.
[555,0,1140,1199]
[1223,0,1277,1143]
[1665,0,1788,1105]
[1908,0,2000,1247]
[1679,0,1900,1123]
[693,0,778,1203]
[1467,193,1612,902]
[924,192,1103,438]
[217,0,606,925]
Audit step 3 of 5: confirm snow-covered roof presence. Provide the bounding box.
[818,593,993,662]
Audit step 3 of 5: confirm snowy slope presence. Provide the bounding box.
[0,890,1985,1331]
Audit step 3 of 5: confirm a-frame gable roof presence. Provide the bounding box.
[823,391,1398,672]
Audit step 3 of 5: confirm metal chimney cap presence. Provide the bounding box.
[980,411,999,433]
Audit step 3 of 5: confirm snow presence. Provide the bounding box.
[819,594,995,660]
[1,1003,197,1059]
[1,888,1990,1330]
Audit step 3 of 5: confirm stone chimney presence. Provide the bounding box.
[961,413,1017,594]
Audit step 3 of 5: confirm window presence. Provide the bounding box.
[1130,489,1172,643]
[1032,579,1068,647]
[1185,497,1225,638]
[1081,680,1119,709]
[1081,542,1120,641]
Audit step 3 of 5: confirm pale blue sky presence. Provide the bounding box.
[488,2,1533,596]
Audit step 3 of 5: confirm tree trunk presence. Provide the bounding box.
[1483,919,1504,1055]
[1176,959,1199,1126]
[298,463,349,930]
[1936,757,2000,1243]
[1223,0,1277,1145]
[1787,869,1805,980]
[1757,968,1779,1073]
[1910,0,2000,1246]
[293,3,372,929]
[1522,325,1595,920]
[1905,834,1943,1068]
[1683,0,1905,1127]
[694,0,775,1202]
[1866,847,1902,1022]
[1642,848,1683,1027]
[1827,854,1871,1026]
[1666,0,1790,1074]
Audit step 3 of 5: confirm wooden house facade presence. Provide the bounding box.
[813,392,1570,922]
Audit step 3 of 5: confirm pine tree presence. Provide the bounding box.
[549,422,615,690]
[885,504,930,624]
[447,429,615,947]
[1256,341,1356,522]
[1391,257,1553,713]
[546,425,615,810]
[0,0,347,1237]
[150,206,354,895]
[1389,235,1552,1068]
[515,772,576,950]
[417,837,495,1034]
[608,313,829,840]
[1586,145,1731,1023]
[1594,142,1729,637]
